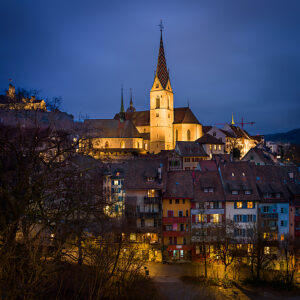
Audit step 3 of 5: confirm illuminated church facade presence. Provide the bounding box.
[84,29,203,155]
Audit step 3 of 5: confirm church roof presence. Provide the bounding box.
[114,110,150,126]
[156,32,169,89]
[84,119,142,138]
[174,107,201,124]
[114,107,201,126]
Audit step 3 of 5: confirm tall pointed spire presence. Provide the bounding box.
[231,113,235,125]
[130,88,133,107]
[126,88,136,113]
[155,20,169,89]
[119,86,125,122]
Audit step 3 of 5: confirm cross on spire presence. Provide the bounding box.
[158,20,164,34]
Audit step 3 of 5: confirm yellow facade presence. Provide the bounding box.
[150,76,174,153]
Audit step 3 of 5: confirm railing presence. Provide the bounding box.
[261,213,278,219]
[144,196,161,204]
[163,231,189,237]
[137,212,161,218]
[163,217,190,223]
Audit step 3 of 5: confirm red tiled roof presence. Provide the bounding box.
[164,171,194,198]
[219,161,260,201]
[196,133,224,145]
[176,141,208,157]
[174,107,201,124]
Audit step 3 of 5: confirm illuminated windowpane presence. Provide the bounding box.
[236,202,242,208]
[247,202,253,208]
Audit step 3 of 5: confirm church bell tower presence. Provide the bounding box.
[150,22,174,153]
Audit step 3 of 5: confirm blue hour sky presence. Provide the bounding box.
[0,0,299,134]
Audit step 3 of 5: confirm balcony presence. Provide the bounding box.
[163,231,189,237]
[144,196,161,204]
[163,217,190,224]
[137,212,161,219]
[261,213,278,219]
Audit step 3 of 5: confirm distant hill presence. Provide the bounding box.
[264,128,300,145]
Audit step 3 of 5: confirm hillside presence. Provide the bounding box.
[264,128,300,145]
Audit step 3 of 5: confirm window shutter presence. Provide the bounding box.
[192,215,196,223]
[242,202,247,209]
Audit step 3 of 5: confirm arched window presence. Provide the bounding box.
[156,96,160,108]
[120,141,125,148]
[175,130,178,141]
[187,130,191,141]
[105,141,109,148]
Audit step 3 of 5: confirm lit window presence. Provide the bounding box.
[218,145,221,150]
[209,145,212,150]
[212,214,220,223]
[281,234,284,241]
[264,247,270,254]
[236,202,242,208]
[232,190,239,195]
[156,97,160,108]
[247,202,253,208]
[245,190,252,195]
[232,172,235,177]
[120,141,125,148]
[147,189,155,197]
[214,145,217,150]
[242,172,245,176]
[187,130,191,141]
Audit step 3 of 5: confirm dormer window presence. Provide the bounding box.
[264,192,272,198]
[232,190,239,195]
[244,190,252,195]
[275,193,281,198]
[147,177,155,182]
[204,188,214,193]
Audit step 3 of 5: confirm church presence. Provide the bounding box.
[82,28,203,156]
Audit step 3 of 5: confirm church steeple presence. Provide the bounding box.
[155,21,170,90]
[119,86,125,122]
[126,88,136,113]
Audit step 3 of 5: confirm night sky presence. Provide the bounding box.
[1,0,299,134]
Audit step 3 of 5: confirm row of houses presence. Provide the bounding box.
[103,156,300,262]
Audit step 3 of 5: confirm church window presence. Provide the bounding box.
[105,141,109,148]
[156,96,160,108]
[156,84,159,88]
[120,141,125,148]
[175,130,178,141]
[187,130,191,141]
